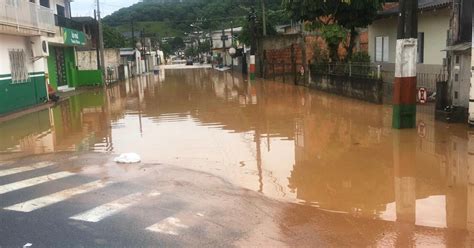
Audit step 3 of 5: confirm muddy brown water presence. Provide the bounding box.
[0,68,473,245]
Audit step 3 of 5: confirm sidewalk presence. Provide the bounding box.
[0,88,91,123]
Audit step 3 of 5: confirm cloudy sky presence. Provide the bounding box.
[71,0,140,17]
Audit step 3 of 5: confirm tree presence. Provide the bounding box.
[284,0,383,61]
[169,37,185,51]
[238,14,278,46]
[103,25,127,48]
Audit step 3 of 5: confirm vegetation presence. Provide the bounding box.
[103,24,127,48]
[284,0,383,61]
[103,0,290,53]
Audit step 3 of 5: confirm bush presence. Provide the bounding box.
[350,51,371,64]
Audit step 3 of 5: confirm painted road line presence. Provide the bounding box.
[146,217,189,235]
[146,212,206,235]
[0,162,54,177]
[0,172,75,195]
[70,191,161,223]
[4,180,112,213]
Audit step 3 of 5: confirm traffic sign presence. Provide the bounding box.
[418,87,427,104]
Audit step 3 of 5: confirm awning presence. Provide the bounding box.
[442,42,472,52]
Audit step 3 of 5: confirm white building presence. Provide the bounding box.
[211,27,242,67]
[368,0,452,74]
[0,0,56,115]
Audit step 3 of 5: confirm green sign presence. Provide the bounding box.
[63,28,86,46]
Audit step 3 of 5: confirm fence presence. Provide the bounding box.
[310,63,382,79]
[264,61,305,84]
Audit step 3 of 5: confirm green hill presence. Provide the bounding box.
[103,0,289,39]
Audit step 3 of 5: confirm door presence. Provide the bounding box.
[55,47,67,87]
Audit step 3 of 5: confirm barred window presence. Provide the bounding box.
[9,49,29,84]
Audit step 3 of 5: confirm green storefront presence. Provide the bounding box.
[0,72,48,115]
[47,28,102,90]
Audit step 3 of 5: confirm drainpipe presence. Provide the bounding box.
[392,0,418,129]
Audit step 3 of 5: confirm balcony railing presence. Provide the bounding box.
[55,15,83,31]
[0,0,55,33]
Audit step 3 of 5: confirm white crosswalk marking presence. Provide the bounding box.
[70,191,161,223]
[4,180,112,212]
[0,162,54,177]
[0,171,75,195]
[146,217,189,235]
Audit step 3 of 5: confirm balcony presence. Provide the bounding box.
[55,15,83,32]
[0,0,55,35]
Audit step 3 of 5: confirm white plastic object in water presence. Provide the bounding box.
[114,153,141,164]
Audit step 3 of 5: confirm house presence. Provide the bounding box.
[368,0,452,75]
[0,0,56,115]
[211,27,243,67]
[45,1,102,92]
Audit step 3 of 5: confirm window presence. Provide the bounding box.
[375,36,389,62]
[417,32,424,63]
[39,0,49,8]
[9,49,29,84]
[57,5,65,17]
[455,55,460,64]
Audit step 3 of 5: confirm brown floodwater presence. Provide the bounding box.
[0,68,473,245]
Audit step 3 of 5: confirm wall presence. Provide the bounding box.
[309,74,384,104]
[0,34,48,115]
[76,49,121,70]
[368,8,450,66]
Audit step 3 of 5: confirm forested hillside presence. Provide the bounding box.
[103,0,289,38]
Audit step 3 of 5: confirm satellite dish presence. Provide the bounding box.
[229,47,236,55]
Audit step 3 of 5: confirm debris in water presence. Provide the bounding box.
[114,153,141,164]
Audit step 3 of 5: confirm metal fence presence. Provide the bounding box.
[310,63,382,79]
[381,70,447,93]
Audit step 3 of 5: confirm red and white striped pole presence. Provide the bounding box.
[249,55,256,80]
[392,0,418,129]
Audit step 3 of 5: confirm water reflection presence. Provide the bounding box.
[1,69,474,239]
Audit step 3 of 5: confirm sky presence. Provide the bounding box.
[71,0,140,17]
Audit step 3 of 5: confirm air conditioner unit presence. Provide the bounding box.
[30,36,49,58]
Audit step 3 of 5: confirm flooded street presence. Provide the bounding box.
[1,68,473,246]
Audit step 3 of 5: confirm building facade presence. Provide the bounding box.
[368,1,452,74]
[0,0,101,116]
[0,0,56,115]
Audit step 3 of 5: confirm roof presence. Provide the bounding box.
[72,17,97,24]
[378,0,452,17]
[443,42,472,52]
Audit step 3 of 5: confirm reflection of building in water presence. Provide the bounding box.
[0,91,115,157]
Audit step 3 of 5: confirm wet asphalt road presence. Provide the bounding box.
[0,153,279,247]
[1,68,473,247]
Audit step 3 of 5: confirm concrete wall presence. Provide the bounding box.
[76,49,121,70]
[309,74,384,104]
[368,8,450,67]
[0,34,46,75]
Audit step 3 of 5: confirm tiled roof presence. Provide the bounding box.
[379,0,452,16]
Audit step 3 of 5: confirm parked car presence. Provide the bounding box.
[186,59,194,65]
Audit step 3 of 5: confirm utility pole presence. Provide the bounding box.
[94,10,100,70]
[261,0,267,36]
[469,8,474,125]
[392,0,418,129]
[131,19,135,48]
[231,22,234,69]
[142,28,148,73]
[96,0,106,89]
[221,26,227,67]
[249,7,257,80]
